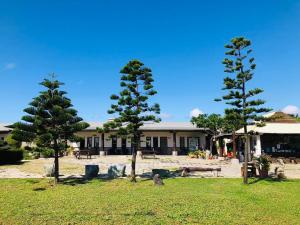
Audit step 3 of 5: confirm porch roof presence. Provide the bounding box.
[236,123,300,135]
[85,122,206,131]
[0,123,12,132]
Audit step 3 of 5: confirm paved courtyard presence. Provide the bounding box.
[0,155,300,179]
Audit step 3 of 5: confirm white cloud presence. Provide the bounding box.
[4,63,16,70]
[189,108,204,118]
[282,105,300,115]
[160,113,172,119]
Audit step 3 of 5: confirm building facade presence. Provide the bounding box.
[237,112,300,158]
[75,122,208,155]
[0,124,11,141]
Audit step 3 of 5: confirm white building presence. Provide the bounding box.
[0,123,11,141]
[75,122,208,155]
[236,112,300,158]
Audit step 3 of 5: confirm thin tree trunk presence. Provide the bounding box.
[131,148,137,182]
[54,140,59,183]
[243,127,249,184]
[54,150,59,183]
[130,135,138,182]
[232,132,237,158]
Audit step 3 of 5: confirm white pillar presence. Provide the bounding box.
[84,137,87,148]
[91,136,94,148]
[158,136,160,147]
[255,135,262,156]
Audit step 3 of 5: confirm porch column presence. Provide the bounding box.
[172,131,178,156]
[255,135,262,157]
[84,136,87,148]
[91,136,94,148]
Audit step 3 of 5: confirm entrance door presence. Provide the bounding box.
[121,138,127,154]
[160,137,168,154]
[153,137,158,148]
[111,136,117,154]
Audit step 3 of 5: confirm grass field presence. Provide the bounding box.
[0,178,299,225]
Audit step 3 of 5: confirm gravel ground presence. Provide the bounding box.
[0,155,299,179]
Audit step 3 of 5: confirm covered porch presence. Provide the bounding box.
[74,130,207,156]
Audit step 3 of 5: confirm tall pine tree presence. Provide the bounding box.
[104,60,160,182]
[12,76,89,183]
[216,37,271,184]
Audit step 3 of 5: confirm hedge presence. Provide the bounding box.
[0,150,23,164]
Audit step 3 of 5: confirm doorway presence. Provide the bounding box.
[121,138,127,154]
[160,137,168,154]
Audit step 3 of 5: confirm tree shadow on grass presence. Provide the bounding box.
[139,170,180,183]
[248,177,291,184]
[32,187,46,191]
[59,174,119,186]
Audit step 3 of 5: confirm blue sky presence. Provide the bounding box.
[1,0,300,122]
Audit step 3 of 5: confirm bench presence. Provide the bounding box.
[74,150,92,159]
[179,167,221,177]
[141,149,158,159]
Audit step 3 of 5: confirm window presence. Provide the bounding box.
[112,136,117,149]
[146,137,151,149]
[188,137,199,151]
[153,137,158,148]
[121,138,126,149]
[87,137,93,148]
[94,137,99,148]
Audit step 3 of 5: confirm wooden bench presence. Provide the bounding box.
[179,167,221,177]
[74,150,92,159]
[141,149,158,159]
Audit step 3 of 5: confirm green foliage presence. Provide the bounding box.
[34,147,55,158]
[12,77,89,147]
[11,75,89,181]
[23,150,34,160]
[223,110,243,133]
[191,113,224,136]
[188,150,206,159]
[254,155,271,171]
[5,134,21,148]
[218,37,271,131]
[0,140,23,164]
[102,60,160,181]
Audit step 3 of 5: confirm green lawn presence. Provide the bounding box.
[0,178,299,225]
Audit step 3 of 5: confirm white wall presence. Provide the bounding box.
[77,130,206,149]
[0,133,8,141]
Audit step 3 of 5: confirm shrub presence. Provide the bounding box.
[5,134,21,148]
[34,147,54,158]
[188,150,206,159]
[0,150,23,164]
[254,155,271,171]
[0,140,23,164]
[23,150,34,160]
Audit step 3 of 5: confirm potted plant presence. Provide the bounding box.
[255,155,271,178]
